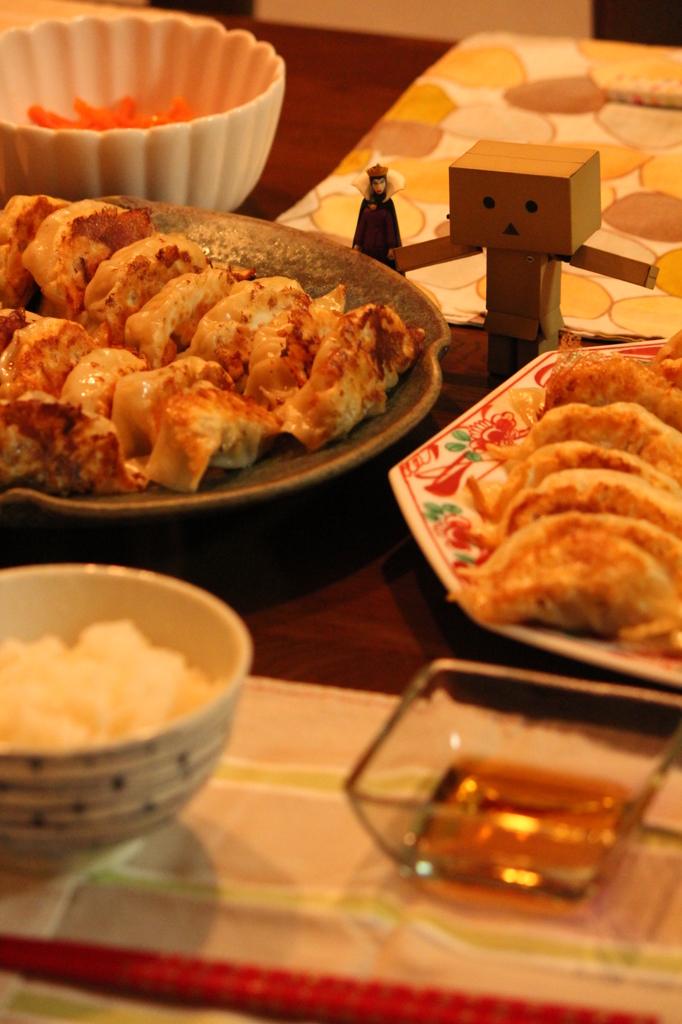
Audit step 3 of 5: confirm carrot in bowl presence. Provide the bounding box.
[28,96,195,130]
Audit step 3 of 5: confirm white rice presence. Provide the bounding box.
[0,620,223,750]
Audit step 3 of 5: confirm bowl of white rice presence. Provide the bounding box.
[0,563,251,857]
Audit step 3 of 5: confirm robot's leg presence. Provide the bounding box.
[516,324,561,371]
[487,333,517,377]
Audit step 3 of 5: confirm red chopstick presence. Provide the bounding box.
[0,935,657,1024]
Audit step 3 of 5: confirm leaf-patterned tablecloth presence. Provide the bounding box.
[2,678,682,1023]
[280,32,682,341]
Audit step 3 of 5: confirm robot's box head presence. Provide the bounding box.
[449,141,601,255]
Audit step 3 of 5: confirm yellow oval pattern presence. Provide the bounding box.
[311,193,424,242]
[594,144,649,181]
[601,184,615,211]
[611,296,682,337]
[384,83,456,125]
[428,47,525,88]
[642,155,682,202]
[391,158,452,205]
[477,273,612,319]
[312,195,364,240]
[393,195,425,240]
[560,273,612,319]
[333,149,372,177]
[655,250,682,298]
[553,143,647,181]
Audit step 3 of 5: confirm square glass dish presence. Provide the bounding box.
[346,660,682,905]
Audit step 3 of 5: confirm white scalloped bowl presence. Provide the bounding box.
[0,15,285,211]
[0,564,252,859]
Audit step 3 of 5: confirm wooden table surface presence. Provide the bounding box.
[0,17,661,695]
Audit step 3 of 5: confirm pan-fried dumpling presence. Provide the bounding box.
[545,350,682,434]
[111,356,232,457]
[469,440,682,521]
[22,200,154,320]
[186,276,309,386]
[487,402,682,488]
[0,194,69,308]
[82,233,210,346]
[61,348,150,419]
[654,328,682,367]
[650,328,682,389]
[311,284,346,313]
[244,296,343,409]
[278,303,424,451]
[0,396,145,494]
[456,512,682,637]
[0,308,42,356]
[145,382,280,492]
[480,467,682,549]
[124,267,237,368]
[0,318,98,400]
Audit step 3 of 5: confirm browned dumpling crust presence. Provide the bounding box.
[111,356,233,458]
[146,383,280,492]
[22,200,154,320]
[245,293,344,408]
[187,276,310,386]
[488,402,682,489]
[469,440,682,522]
[479,468,682,550]
[83,233,211,346]
[0,318,99,400]
[545,350,682,435]
[651,325,682,387]
[124,267,239,367]
[0,195,69,308]
[0,308,42,356]
[457,512,682,637]
[278,303,424,452]
[0,397,145,494]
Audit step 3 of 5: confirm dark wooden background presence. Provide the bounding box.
[155,2,682,47]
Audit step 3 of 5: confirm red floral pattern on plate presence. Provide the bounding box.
[468,409,525,451]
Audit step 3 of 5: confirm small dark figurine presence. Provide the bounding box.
[352,163,405,269]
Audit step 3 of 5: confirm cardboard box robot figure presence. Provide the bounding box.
[393,141,659,377]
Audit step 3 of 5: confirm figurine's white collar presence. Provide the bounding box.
[352,168,405,202]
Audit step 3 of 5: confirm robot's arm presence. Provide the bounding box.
[569,245,659,289]
[392,236,482,274]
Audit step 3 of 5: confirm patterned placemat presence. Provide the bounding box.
[280,33,682,341]
[1,677,682,1022]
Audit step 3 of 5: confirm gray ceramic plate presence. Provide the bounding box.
[0,199,450,523]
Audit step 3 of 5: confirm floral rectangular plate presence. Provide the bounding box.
[389,339,682,690]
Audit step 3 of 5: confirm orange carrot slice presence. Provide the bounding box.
[27,96,195,130]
